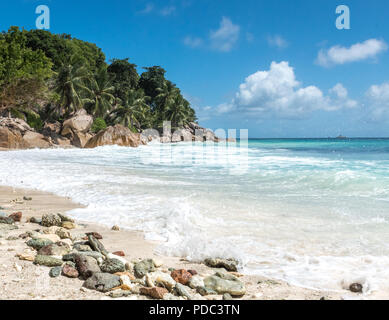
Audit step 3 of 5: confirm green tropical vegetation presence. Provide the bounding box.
[0,27,197,132]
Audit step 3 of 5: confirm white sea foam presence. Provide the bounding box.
[1,142,389,294]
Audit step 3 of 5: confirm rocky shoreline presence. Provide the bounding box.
[1,210,247,300]
[0,186,360,300]
[0,110,227,150]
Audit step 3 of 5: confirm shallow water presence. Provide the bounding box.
[1,138,389,294]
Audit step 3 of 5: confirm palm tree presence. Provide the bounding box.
[155,81,176,114]
[54,56,89,116]
[164,92,190,128]
[109,89,149,130]
[83,67,115,117]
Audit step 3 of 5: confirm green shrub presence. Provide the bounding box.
[26,112,43,131]
[91,117,107,133]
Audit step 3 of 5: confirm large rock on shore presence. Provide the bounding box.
[171,129,193,143]
[22,131,51,148]
[61,109,93,135]
[0,117,52,149]
[0,127,29,149]
[84,124,142,148]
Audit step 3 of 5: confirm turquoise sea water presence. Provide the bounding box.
[0,138,389,294]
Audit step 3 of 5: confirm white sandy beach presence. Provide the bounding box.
[0,185,350,300]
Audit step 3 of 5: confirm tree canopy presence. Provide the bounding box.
[0,26,197,132]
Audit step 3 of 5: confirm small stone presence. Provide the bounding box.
[57,213,75,223]
[41,214,62,227]
[171,269,193,285]
[204,258,239,272]
[175,283,192,299]
[6,236,19,241]
[111,225,120,231]
[197,286,218,296]
[74,255,101,279]
[0,217,15,225]
[74,244,92,252]
[146,271,176,291]
[56,228,72,240]
[62,263,79,278]
[23,196,32,201]
[29,217,42,225]
[119,275,134,290]
[223,293,234,300]
[188,269,198,276]
[63,251,104,262]
[27,238,53,250]
[109,289,132,298]
[83,272,121,292]
[140,287,168,300]
[17,253,35,262]
[38,242,70,256]
[85,232,103,239]
[189,275,205,289]
[9,212,22,222]
[203,272,246,297]
[350,283,363,293]
[112,251,125,257]
[62,221,76,230]
[49,266,62,278]
[34,255,63,267]
[134,259,155,278]
[100,259,125,274]
[18,233,29,239]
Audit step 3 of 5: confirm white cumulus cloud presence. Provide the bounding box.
[209,17,240,52]
[217,61,357,118]
[317,39,387,67]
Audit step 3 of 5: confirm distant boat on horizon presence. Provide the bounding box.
[336,135,348,139]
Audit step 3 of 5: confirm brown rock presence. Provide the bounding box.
[171,269,193,285]
[61,109,93,135]
[85,232,103,240]
[350,283,363,293]
[0,127,29,149]
[113,251,125,257]
[9,212,22,222]
[0,117,32,134]
[140,287,168,300]
[42,121,61,135]
[84,124,142,149]
[62,263,79,278]
[111,225,120,231]
[188,270,198,276]
[38,242,70,256]
[22,131,51,148]
[74,254,101,279]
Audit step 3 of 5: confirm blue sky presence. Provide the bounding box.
[2,0,389,137]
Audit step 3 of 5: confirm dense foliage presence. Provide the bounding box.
[0,27,197,131]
